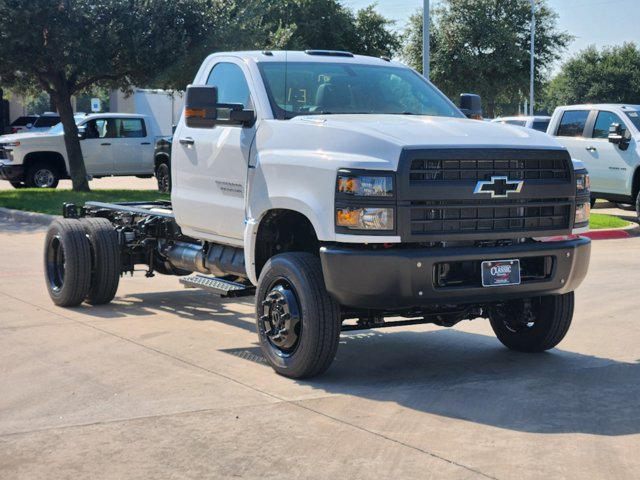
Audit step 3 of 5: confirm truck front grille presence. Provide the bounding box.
[397,148,575,241]
[0,147,8,160]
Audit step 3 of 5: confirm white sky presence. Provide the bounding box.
[341,0,640,67]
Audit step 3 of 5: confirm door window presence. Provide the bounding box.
[206,62,253,108]
[556,110,589,137]
[592,111,623,139]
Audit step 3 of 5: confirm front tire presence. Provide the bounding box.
[44,219,91,306]
[489,292,574,352]
[26,162,59,188]
[81,217,121,305]
[635,190,640,223]
[256,253,341,379]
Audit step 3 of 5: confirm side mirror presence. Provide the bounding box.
[459,93,482,120]
[26,123,33,129]
[185,85,255,128]
[608,123,630,151]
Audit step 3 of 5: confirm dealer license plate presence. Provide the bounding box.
[481,259,521,287]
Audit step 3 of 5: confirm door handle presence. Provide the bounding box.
[585,146,597,152]
[179,137,195,146]
[100,142,111,146]
[140,142,151,145]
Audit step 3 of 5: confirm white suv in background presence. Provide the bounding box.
[547,104,640,220]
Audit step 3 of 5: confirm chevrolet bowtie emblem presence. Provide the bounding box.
[474,176,524,198]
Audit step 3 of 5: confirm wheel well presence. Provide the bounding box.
[632,167,640,200]
[155,153,170,170]
[24,152,67,177]
[255,210,319,279]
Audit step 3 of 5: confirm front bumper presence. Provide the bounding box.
[320,237,591,310]
[0,163,25,182]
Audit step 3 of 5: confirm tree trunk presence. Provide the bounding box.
[54,91,90,192]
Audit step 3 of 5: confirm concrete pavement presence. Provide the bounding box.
[1,220,639,479]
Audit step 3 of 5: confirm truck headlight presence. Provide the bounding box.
[574,201,591,224]
[336,207,394,230]
[576,170,590,194]
[337,174,393,197]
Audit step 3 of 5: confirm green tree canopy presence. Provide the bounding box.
[542,42,640,111]
[0,0,226,191]
[402,0,571,117]
[235,0,399,58]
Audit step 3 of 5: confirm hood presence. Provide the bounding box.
[0,131,61,143]
[257,114,567,172]
[295,114,562,149]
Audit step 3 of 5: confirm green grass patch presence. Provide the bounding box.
[589,212,631,230]
[0,189,169,215]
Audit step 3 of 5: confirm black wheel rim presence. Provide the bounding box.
[46,235,65,292]
[498,299,536,333]
[260,281,302,356]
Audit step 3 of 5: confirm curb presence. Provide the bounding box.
[1,207,639,240]
[0,207,58,226]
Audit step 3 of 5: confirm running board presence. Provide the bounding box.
[179,274,255,298]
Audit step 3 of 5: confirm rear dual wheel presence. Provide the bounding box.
[44,218,120,307]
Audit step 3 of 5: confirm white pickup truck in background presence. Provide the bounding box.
[0,113,163,188]
[547,103,640,221]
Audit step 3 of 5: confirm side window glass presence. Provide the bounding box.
[556,110,589,137]
[593,111,623,139]
[119,119,146,138]
[206,62,253,108]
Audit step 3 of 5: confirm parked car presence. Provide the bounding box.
[28,112,61,132]
[491,115,551,132]
[547,104,640,220]
[0,113,160,188]
[7,115,39,134]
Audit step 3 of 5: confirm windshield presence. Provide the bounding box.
[258,61,463,119]
[624,110,640,131]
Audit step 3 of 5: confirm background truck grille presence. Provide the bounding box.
[397,148,575,241]
[409,158,570,182]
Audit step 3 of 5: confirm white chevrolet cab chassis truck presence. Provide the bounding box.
[43,51,592,378]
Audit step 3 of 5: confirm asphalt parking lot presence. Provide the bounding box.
[0,214,639,479]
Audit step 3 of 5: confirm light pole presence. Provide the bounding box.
[529,0,535,116]
[423,0,430,79]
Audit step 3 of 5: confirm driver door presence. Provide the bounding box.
[174,59,256,243]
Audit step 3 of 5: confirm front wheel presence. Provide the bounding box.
[256,253,341,379]
[26,162,59,188]
[635,190,640,223]
[489,292,574,352]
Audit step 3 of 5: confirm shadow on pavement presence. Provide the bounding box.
[311,328,640,437]
[70,286,640,437]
